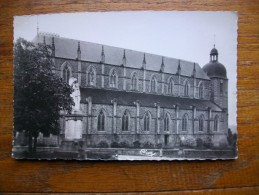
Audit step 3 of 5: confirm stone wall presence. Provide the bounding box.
[64,102,228,148]
[54,58,212,100]
[47,57,229,149]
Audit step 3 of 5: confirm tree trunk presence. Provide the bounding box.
[28,134,33,153]
[33,135,37,153]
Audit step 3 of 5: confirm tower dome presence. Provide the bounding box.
[210,47,218,55]
[202,46,227,79]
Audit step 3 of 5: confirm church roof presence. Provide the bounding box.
[34,33,210,80]
[80,87,222,112]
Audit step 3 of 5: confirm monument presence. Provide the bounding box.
[62,77,84,151]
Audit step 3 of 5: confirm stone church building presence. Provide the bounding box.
[33,32,228,149]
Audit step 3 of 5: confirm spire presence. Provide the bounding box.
[77,41,81,52]
[51,37,55,57]
[77,41,81,60]
[122,49,126,66]
[101,45,105,63]
[213,34,216,47]
[43,36,46,45]
[210,44,218,62]
[160,56,165,72]
[193,62,196,77]
[142,53,146,69]
[177,59,181,75]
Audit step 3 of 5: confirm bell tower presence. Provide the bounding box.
[203,46,228,112]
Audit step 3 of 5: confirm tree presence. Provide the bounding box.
[227,128,237,148]
[14,38,74,153]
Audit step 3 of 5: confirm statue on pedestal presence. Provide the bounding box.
[64,77,83,141]
[69,77,80,112]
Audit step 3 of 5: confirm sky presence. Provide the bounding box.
[13,11,238,127]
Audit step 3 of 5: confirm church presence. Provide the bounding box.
[34,32,229,149]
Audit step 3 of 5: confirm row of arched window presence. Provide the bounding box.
[96,110,219,132]
[62,63,205,98]
[182,114,219,132]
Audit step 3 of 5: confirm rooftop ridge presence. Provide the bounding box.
[36,33,199,65]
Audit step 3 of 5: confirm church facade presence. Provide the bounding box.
[35,33,229,149]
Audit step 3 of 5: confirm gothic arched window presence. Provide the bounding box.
[184,81,190,96]
[214,115,219,131]
[131,73,138,90]
[63,65,70,83]
[110,69,117,88]
[87,67,96,86]
[122,111,130,131]
[150,76,157,93]
[168,78,174,95]
[164,114,170,131]
[199,115,204,131]
[144,113,150,131]
[61,62,72,84]
[199,82,204,99]
[97,110,105,131]
[182,114,188,131]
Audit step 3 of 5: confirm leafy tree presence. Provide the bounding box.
[14,38,73,153]
[227,128,237,147]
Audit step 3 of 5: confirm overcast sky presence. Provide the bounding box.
[14,11,237,127]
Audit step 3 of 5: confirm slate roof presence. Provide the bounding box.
[203,61,227,79]
[80,87,222,112]
[34,33,210,80]
[203,47,227,79]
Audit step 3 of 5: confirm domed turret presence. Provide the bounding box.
[202,46,227,79]
[202,45,228,113]
[203,61,227,79]
[210,47,218,56]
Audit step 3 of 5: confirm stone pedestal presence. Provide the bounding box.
[61,112,84,152]
[64,112,84,141]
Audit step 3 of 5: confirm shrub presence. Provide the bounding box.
[218,139,228,149]
[143,141,155,149]
[203,136,213,149]
[97,141,109,148]
[133,141,141,148]
[180,136,196,148]
[156,143,163,149]
[90,144,97,148]
[196,138,203,148]
[111,142,119,148]
[119,141,130,148]
[227,128,237,147]
[87,151,114,160]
